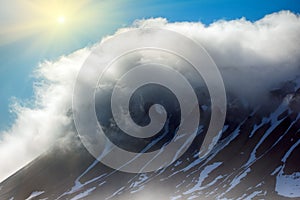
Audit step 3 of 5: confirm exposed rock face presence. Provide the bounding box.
[0,80,299,200]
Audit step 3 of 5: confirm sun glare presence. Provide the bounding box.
[57,16,66,24]
[1,0,111,49]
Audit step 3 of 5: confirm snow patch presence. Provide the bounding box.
[25,191,45,200]
[171,195,182,200]
[226,168,251,193]
[275,139,300,198]
[70,187,96,200]
[183,162,222,194]
[276,172,300,198]
[245,99,289,167]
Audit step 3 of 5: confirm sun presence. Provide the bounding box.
[1,0,110,49]
[57,16,66,24]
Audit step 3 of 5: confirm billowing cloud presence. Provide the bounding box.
[0,49,90,182]
[0,11,300,182]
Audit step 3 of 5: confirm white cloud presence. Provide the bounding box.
[0,11,300,182]
[0,48,90,182]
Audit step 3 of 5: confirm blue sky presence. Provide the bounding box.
[0,0,299,130]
